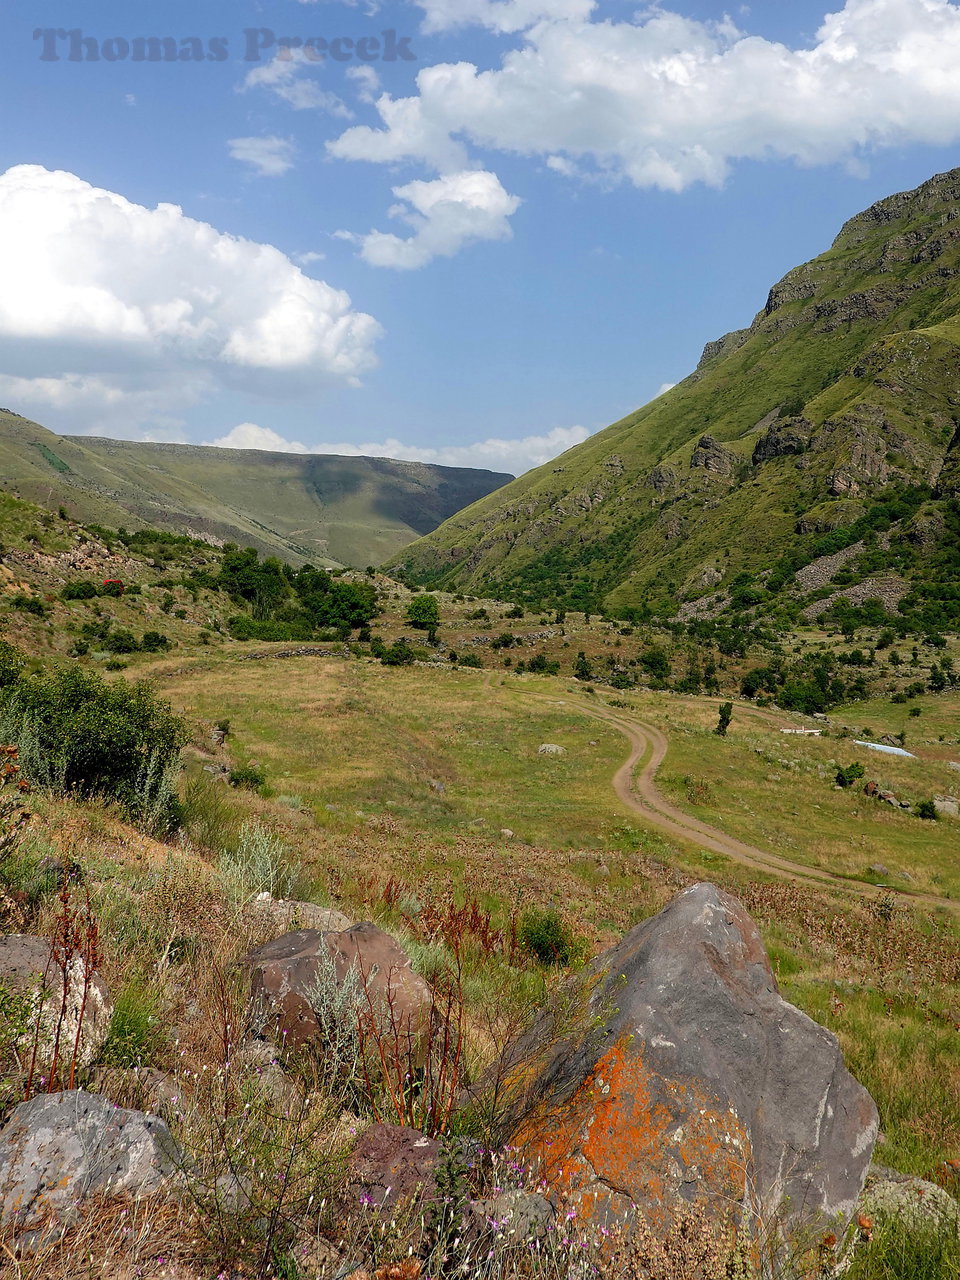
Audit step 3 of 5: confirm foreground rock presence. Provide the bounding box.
[248,894,352,935]
[497,883,878,1247]
[244,923,433,1059]
[0,1090,180,1239]
[861,1165,960,1236]
[0,935,112,1072]
[348,1122,439,1212]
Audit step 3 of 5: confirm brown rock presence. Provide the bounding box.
[244,923,433,1059]
[348,1122,439,1212]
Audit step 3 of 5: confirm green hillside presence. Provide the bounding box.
[0,412,510,569]
[389,168,960,633]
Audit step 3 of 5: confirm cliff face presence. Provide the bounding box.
[388,168,960,619]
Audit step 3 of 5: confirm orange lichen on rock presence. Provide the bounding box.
[515,1036,751,1233]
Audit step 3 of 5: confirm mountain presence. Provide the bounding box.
[0,412,510,569]
[388,169,960,632]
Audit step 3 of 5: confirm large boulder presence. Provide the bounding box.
[0,935,112,1074]
[497,884,878,1247]
[244,923,433,1059]
[247,894,353,936]
[0,1090,180,1239]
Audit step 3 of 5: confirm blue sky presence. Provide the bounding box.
[3,0,960,475]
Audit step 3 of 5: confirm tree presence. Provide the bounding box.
[715,702,733,737]
[574,651,593,681]
[406,594,440,632]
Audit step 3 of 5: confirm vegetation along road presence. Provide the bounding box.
[505,681,960,917]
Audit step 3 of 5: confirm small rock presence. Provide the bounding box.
[249,895,352,935]
[348,1123,439,1212]
[868,864,891,878]
[537,744,566,757]
[934,796,959,818]
[500,828,514,838]
[861,1169,960,1235]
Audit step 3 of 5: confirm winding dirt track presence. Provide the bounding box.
[505,683,959,917]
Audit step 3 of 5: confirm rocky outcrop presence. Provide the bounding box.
[0,935,112,1073]
[690,435,737,477]
[696,328,750,370]
[0,1091,180,1241]
[348,1123,440,1212]
[244,923,433,1059]
[497,884,877,1246]
[752,420,811,464]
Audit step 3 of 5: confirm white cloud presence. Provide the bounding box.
[0,165,382,432]
[342,170,521,269]
[207,422,592,475]
[241,51,352,116]
[330,0,960,190]
[656,382,677,397]
[347,65,382,103]
[416,0,595,34]
[228,135,296,177]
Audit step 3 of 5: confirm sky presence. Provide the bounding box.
[3,0,960,477]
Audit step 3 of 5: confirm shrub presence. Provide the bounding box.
[381,639,416,667]
[518,909,578,967]
[10,594,46,617]
[457,653,483,669]
[61,581,99,601]
[0,665,186,833]
[916,799,939,821]
[141,631,171,653]
[0,642,24,689]
[218,821,294,901]
[106,629,140,654]
[228,763,266,791]
[836,762,866,788]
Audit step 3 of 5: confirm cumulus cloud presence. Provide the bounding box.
[330,0,960,190]
[0,165,382,432]
[207,422,592,475]
[228,135,296,177]
[416,0,595,34]
[241,52,352,116]
[341,170,521,269]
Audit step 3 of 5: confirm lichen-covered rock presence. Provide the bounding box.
[0,935,112,1073]
[248,895,352,936]
[0,1090,180,1238]
[244,923,433,1059]
[498,884,878,1245]
[861,1166,960,1236]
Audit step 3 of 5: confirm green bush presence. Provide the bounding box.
[836,762,867,788]
[519,909,578,967]
[228,763,266,791]
[916,799,939,821]
[61,581,99,600]
[9,594,46,617]
[0,665,186,833]
[0,642,24,689]
[141,631,171,653]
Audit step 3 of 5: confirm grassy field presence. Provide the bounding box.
[142,646,960,1181]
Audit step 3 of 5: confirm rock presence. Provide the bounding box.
[248,895,352,935]
[868,864,891,878]
[87,1067,180,1119]
[537,744,566,757]
[348,1123,439,1212]
[0,935,112,1073]
[934,795,959,818]
[497,884,877,1245]
[230,1040,302,1110]
[690,435,737,477]
[500,829,514,839]
[861,1166,960,1236]
[244,923,433,1060]
[0,1090,180,1239]
[864,781,880,798]
[470,1189,554,1243]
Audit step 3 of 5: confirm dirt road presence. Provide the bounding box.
[506,683,958,916]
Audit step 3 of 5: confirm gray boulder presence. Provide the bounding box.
[248,895,352,935]
[537,744,566,757]
[0,1090,181,1238]
[860,1165,960,1236]
[0,935,112,1073]
[498,883,878,1246]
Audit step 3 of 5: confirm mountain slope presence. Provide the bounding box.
[0,413,510,569]
[389,169,960,628]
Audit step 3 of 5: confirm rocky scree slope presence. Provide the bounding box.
[389,168,960,624]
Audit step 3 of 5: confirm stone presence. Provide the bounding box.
[497,884,877,1246]
[348,1123,439,1212]
[868,864,891,878]
[0,1090,180,1238]
[248,895,352,935]
[244,923,433,1060]
[934,796,959,818]
[0,935,112,1073]
[470,1189,554,1243]
[537,744,566,757]
[860,1166,960,1236]
[500,829,514,839]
